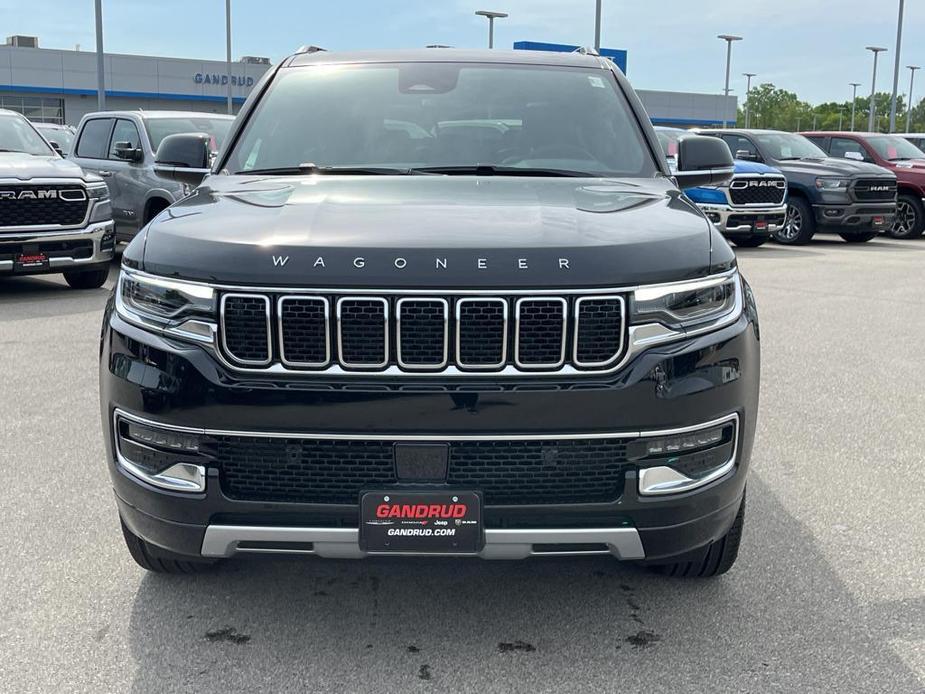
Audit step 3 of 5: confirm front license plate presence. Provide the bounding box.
[360,491,482,554]
[873,216,885,226]
[754,219,768,230]
[15,253,49,272]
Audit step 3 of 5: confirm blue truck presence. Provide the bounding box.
[656,127,787,247]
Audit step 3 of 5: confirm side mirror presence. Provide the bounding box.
[112,141,143,162]
[735,149,760,162]
[48,140,64,156]
[673,135,735,188]
[844,151,864,162]
[154,132,212,186]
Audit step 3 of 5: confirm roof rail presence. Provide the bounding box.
[572,46,600,56]
[295,45,327,54]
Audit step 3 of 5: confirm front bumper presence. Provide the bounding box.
[101,296,760,563]
[0,220,115,275]
[812,201,895,230]
[696,203,786,237]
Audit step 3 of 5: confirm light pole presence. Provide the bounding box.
[225,0,233,115]
[94,0,105,110]
[838,108,844,130]
[594,0,602,51]
[849,82,861,131]
[866,46,887,132]
[475,10,508,49]
[888,0,905,132]
[743,72,756,128]
[907,66,920,133]
[718,35,742,128]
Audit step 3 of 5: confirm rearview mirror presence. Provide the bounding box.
[673,135,735,188]
[112,141,143,162]
[154,132,212,186]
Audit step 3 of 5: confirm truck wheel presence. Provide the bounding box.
[731,236,769,248]
[120,518,217,574]
[63,267,109,289]
[888,194,925,239]
[773,198,815,245]
[648,493,745,578]
[839,232,877,243]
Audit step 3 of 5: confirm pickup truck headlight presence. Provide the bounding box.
[632,272,741,330]
[116,270,216,342]
[814,177,850,191]
[87,183,112,223]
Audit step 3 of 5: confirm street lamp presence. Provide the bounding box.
[743,72,756,128]
[225,0,233,115]
[717,35,742,128]
[594,0,602,51]
[475,10,508,49]
[866,46,887,132]
[907,65,920,133]
[94,0,105,110]
[849,82,861,131]
[888,0,905,132]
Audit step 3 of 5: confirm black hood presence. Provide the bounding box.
[139,174,723,288]
[772,156,896,179]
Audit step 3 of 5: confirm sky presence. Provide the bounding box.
[0,0,922,106]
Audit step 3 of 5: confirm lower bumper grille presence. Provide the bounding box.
[216,435,632,505]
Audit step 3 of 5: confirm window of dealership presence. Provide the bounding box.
[0,95,65,124]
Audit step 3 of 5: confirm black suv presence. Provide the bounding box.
[101,49,758,578]
[697,129,897,244]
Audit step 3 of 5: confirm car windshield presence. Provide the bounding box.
[753,132,827,160]
[0,114,55,155]
[225,62,656,177]
[36,125,74,152]
[145,117,233,152]
[866,135,925,161]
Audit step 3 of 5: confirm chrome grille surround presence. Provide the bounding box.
[219,293,272,366]
[514,297,567,370]
[455,297,509,370]
[277,295,330,368]
[572,295,626,368]
[395,297,449,370]
[336,297,389,369]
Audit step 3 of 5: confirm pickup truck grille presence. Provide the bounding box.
[727,176,787,206]
[852,179,897,201]
[219,291,627,375]
[217,435,631,505]
[0,184,89,228]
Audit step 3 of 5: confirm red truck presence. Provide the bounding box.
[802,131,925,239]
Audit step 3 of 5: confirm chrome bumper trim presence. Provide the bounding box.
[200,525,646,560]
[0,220,114,272]
[696,203,787,234]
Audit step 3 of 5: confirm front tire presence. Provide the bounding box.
[773,197,815,245]
[731,236,769,248]
[120,518,217,574]
[63,267,109,289]
[888,194,925,239]
[648,493,745,578]
[839,232,877,243]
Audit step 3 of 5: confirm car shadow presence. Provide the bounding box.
[0,260,119,320]
[124,475,923,693]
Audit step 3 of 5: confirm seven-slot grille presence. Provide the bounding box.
[0,184,90,228]
[727,176,787,206]
[852,178,897,201]
[216,435,632,505]
[219,291,627,374]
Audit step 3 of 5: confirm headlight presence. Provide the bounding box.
[814,177,850,190]
[87,183,112,223]
[116,270,216,342]
[632,272,741,330]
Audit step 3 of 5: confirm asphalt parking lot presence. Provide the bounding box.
[1,237,923,693]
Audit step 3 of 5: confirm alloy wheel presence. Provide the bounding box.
[892,199,916,237]
[779,204,802,242]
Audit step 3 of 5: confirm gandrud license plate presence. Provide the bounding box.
[359,491,482,554]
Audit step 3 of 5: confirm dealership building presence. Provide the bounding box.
[0,35,735,128]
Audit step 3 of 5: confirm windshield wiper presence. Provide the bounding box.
[410,164,594,177]
[237,163,420,176]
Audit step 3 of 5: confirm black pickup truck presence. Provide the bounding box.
[101,49,758,578]
[697,129,896,244]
